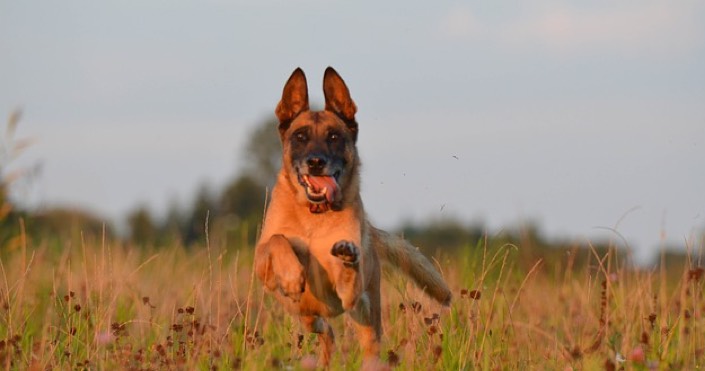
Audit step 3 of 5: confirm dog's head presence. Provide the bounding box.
[275,67,360,213]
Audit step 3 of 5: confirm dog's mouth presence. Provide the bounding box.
[297,171,342,212]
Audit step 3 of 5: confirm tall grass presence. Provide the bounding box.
[0,225,703,370]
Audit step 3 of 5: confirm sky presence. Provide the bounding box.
[1,1,704,263]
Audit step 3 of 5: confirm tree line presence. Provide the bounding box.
[125,117,279,248]
[0,111,698,272]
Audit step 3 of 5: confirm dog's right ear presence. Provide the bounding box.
[275,68,309,133]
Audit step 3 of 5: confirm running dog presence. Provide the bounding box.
[254,67,451,368]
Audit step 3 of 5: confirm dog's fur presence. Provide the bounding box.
[254,67,451,368]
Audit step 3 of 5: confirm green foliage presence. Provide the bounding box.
[220,175,266,221]
[401,218,483,254]
[241,117,281,189]
[182,184,217,246]
[0,110,26,250]
[127,205,158,246]
[122,117,278,249]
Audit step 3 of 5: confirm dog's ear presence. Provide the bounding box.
[323,67,357,122]
[276,68,309,133]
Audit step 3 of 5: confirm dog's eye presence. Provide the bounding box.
[328,132,340,142]
[295,132,308,143]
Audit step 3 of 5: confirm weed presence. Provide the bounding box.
[0,229,703,369]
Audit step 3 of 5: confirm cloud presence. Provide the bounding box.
[437,4,479,40]
[437,2,704,56]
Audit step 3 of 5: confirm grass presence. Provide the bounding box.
[0,226,704,370]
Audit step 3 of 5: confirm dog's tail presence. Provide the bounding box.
[369,225,452,306]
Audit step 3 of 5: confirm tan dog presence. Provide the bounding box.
[254,67,451,368]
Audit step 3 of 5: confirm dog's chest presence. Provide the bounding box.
[261,198,365,262]
[295,210,362,254]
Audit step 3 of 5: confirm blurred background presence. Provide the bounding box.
[0,1,703,265]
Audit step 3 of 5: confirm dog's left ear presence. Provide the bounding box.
[323,67,357,123]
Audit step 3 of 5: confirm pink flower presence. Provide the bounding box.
[95,331,113,345]
[629,346,645,363]
[300,355,317,370]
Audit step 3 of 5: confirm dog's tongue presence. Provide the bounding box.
[307,175,339,203]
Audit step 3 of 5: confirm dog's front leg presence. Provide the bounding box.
[255,234,305,301]
[330,240,363,310]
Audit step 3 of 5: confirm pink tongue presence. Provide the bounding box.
[307,176,339,203]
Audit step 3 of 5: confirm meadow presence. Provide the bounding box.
[1,226,703,370]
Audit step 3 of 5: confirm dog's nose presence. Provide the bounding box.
[306,156,327,173]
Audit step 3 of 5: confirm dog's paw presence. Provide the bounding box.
[278,263,305,301]
[331,240,359,267]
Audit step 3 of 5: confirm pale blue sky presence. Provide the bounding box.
[1,1,704,263]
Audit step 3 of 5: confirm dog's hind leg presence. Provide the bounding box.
[349,292,384,370]
[349,275,384,369]
[301,315,335,367]
[254,234,305,301]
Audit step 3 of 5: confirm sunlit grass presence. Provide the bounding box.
[1,227,704,370]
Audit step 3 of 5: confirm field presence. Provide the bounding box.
[1,229,704,370]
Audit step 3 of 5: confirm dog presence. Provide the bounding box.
[254,67,452,369]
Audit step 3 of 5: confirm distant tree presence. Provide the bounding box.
[32,207,112,242]
[158,200,185,244]
[0,109,41,250]
[400,218,484,254]
[122,117,281,248]
[241,117,281,188]
[183,184,216,246]
[127,205,157,246]
[220,175,266,221]
[201,117,282,248]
